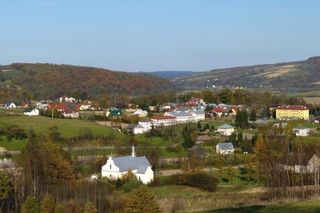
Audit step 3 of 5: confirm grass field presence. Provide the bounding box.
[0,136,26,150]
[153,185,262,213]
[204,198,320,213]
[0,114,123,139]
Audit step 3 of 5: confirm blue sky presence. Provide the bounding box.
[1,0,320,71]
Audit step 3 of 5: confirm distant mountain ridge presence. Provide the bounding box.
[150,71,198,78]
[0,63,175,99]
[172,56,320,93]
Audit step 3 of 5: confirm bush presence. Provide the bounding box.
[166,172,218,192]
[120,180,143,192]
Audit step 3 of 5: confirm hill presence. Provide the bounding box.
[173,56,320,93]
[0,63,175,100]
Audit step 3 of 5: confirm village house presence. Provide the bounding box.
[150,115,176,126]
[280,154,320,174]
[59,96,76,103]
[293,126,311,137]
[77,102,94,111]
[217,124,235,136]
[275,105,309,120]
[101,146,154,184]
[3,101,17,109]
[186,97,205,106]
[212,106,230,118]
[138,119,154,132]
[165,108,205,124]
[188,145,205,160]
[0,158,15,170]
[63,109,79,118]
[216,142,235,155]
[133,108,148,118]
[48,103,70,112]
[196,135,212,145]
[127,124,145,135]
[106,108,122,117]
[24,108,40,116]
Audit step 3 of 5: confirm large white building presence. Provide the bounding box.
[101,146,154,184]
[217,124,235,136]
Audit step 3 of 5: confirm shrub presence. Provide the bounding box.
[166,172,218,192]
[120,180,143,192]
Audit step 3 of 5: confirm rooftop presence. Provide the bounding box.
[111,156,151,174]
[277,105,308,110]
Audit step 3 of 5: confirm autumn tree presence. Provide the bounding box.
[0,171,13,211]
[83,201,98,213]
[40,194,56,213]
[124,186,161,213]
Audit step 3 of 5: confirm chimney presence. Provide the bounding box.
[132,145,136,157]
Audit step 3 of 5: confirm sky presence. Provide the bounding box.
[1,0,320,72]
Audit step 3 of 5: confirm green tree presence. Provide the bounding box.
[235,111,249,129]
[22,196,41,213]
[48,126,61,142]
[249,109,257,121]
[218,89,233,104]
[182,125,196,148]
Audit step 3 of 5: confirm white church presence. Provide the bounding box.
[101,146,154,184]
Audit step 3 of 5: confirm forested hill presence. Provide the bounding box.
[1,63,175,99]
[173,56,320,93]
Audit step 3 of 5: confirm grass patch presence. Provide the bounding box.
[0,136,26,150]
[0,115,123,139]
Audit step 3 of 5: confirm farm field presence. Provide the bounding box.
[0,114,123,138]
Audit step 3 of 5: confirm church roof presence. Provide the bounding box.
[112,156,151,174]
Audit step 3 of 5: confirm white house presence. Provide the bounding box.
[216,142,235,155]
[24,108,40,116]
[165,111,193,123]
[59,96,76,103]
[191,110,206,122]
[63,110,79,118]
[4,101,17,109]
[127,124,145,135]
[138,119,154,132]
[165,109,205,124]
[293,126,310,137]
[101,146,154,184]
[217,124,235,136]
[133,109,148,118]
[150,115,176,126]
